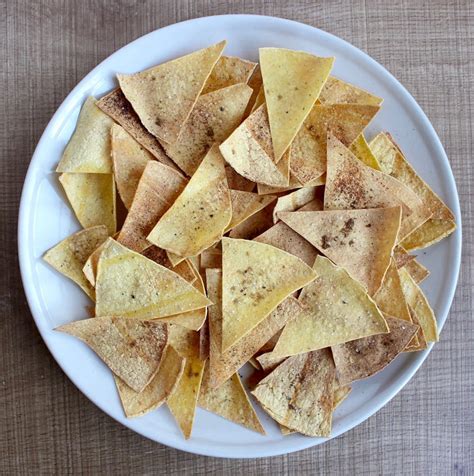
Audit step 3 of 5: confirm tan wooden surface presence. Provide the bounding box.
[1,1,472,474]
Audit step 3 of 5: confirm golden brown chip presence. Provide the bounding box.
[200,248,222,269]
[242,65,262,118]
[199,319,210,361]
[228,198,275,240]
[403,257,430,284]
[319,76,383,106]
[250,85,265,114]
[272,186,318,223]
[349,133,381,170]
[405,306,428,352]
[225,165,255,192]
[393,246,417,269]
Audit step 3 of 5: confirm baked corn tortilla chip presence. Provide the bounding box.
[279,207,401,296]
[118,41,226,144]
[350,133,381,170]
[242,65,262,119]
[405,306,428,352]
[221,237,317,351]
[272,186,318,223]
[118,161,187,252]
[256,352,287,373]
[297,197,324,211]
[199,370,265,434]
[82,240,107,287]
[200,248,222,269]
[393,246,417,269]
[271,256,389,358]
[95,239,211,319]
[319,76,383,106]
[332,316,419,385]
[257,172,304,195]
[56,97,114,173]
[147,145,232,258]
[260,48,334,161]
[252,349,336,437]
[228,201,275,239]
[250,85,265,114]
[199,319,210,361]
[111,123,154,209]
[202,55,257,94]
[225,165,255,192]
[59,173,116,235]
[161,84,252,175]
[56,317,168,392]
[401,218,456,252]
[403,257,430,284]
[43,225,109,299]
[115,345,186,418]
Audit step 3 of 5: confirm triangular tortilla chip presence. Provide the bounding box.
[393,245,417,269]
[259,48,334,161]
[199,370,265,434]
[225,165,255,192]
[279,207,401,295]
[254,222,318,267]
[272,256,389,357]
[319,76,383,106]
[243,65,262,118]
[82,239,108,287]
[349,133,381,170]
[202,55,257,94]
[332,316,418,385]
[399,268,438,342]
[228,201,275,239]
[56,97,114,173]
[257,171,304,195]
[369,132,455,250]
[118,161,187,252]
[290,104,380,185]
[96,88,177,168]
[256,352,287,373]
[115,345,186,417]
[297,197,324,211]
[272,186,318,223]
[226,190,276,231]
[59,173,116,235]
[219,105,290,187]
[221,237,316,351]
[199,319,210,361]
[147,145,232,258]
[111,124,154,209]
[325,133,430,241]
[250,85,265,114]
[56,317,168,392]
[43,225,109,299]
[95,239,211,319]
[405,306,428,352]
[403,257,430,284]
[118,41,226,144]
[161,84,252,175]
[252,349,336,437]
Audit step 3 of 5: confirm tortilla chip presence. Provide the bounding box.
[254,222,318,267]
[225,165,255,192]
[349,134,381,170]
[115,345,186,417]
[399,268,438,342]
[95,239,211,319]
[279,207,401,295]
[226,190,276,231]
[56,97,114,173]
[319,76,383,106]
[324,133,430,241]
[393,246,417,269]
[256,352,287,373]
[111,124,154,209]
[243,65,262,118]
[161,84,252,175]
[252,349,336,437]
[118,41,226,144]
[221,237,316,351]
[202,55,257,94]
[256,172,304,195]
[297,197,324,211]
[272,187,318,223]
[369,132,455,250]
[200,248,222,269]
[260,48,334,161]
[219,105,290,187]
[43,225,109,299]
[82,241,106,287]
[290,104,380,185]
[272,256,388,357]
[332,316,418,385]
[405,306,428,352]
[250,86,265,113]
[404,257,430,284]
[199,319,210,361]
[228,201,275,239]
[147,145,231,258]
[56,317,167,392]
[199,370,265,434]
[59,173,116,235]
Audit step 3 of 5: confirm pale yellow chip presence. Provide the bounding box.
[111,123,154,209]
[43,225,109,299]
[252,349,336,437]
[290,104,379,185]
[226,190,276,231]
[118,41,226,144]
[56,317,168,392]
[202,55,257,94]
[279,207,401,296]
[59,173,116,235]
[272,186,318,223]
[115,345,186,417]
[349,134,381,170]
[319,76,383,106]
[95,238,211,319]
[324,133,430,241]
[161,84,252,175]
[117,161,187,252]
[221,237,317,351]
[147,145,232,258]
[82,240,106,287]
[199,370,265,434]
[56,97,114,173]
[259,48,334,161]
[271,256,389,358]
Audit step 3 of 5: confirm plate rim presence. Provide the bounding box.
[17,14,462,458]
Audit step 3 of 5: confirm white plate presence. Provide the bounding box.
[18,14,462,458]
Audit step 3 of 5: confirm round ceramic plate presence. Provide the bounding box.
[18,15,462,458]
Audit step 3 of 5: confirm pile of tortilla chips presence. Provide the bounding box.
[44,42,455,439]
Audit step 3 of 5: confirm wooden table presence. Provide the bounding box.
[1,1,472,474]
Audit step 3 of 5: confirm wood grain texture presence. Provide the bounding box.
[1,0,472,474]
